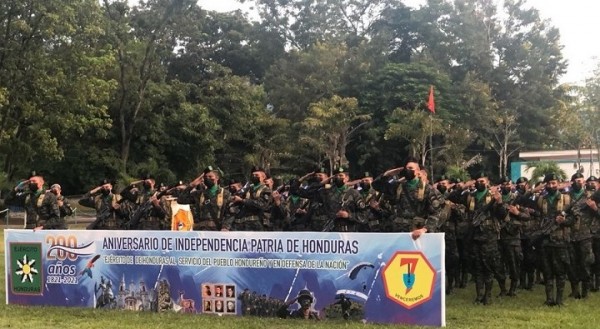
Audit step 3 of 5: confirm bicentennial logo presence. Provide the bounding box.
[10,243,43,295]
[382,251,436,309]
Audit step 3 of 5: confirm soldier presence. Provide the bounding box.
[450,178,473,289]
[35,183,67,230]
[586,176,598,193]
[535,173,574,306]
[514,177,538,291]
[52,184,74,220]
[222,166,272,231]
[497,177,525,296]
[273,179,310,231]
[79,179,123,230]
[464,173,505,305]
[588,177,600,292]
[121,175,168,230]
[292,167,364,232]
[567,172,588,298]
[437,176,466,294]
[356,172,380,232]
[6,173,46,229]
[371,157,444,239]
[177,167,231,231]
[296,167,330,232]
[568,182,596,299]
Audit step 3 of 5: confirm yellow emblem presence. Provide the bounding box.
[382,251,437,309]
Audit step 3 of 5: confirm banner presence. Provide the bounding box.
[4,230,445,326]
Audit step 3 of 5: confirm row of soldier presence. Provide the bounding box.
[7,157,600,307]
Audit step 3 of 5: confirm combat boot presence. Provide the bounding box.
[556,285,565,306]
[526,271,535,290]
[459,271,468,288]
[519,272,527,290]
[474,279,484,304]
[544,284,555,306]
[570,281,581,299]
[582,280,590,299]
[507,280,518,297]
[592,276,600,292]
[497,279,507,297]
[482,281,493,305]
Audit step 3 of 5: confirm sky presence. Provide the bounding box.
[196,0,600,85]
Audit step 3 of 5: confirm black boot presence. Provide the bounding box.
[507,280,518,297]
[519,272,527,290]
[446,274,455,295]
[482,280,493,305]
[593,276,600,293]
[544,283,555,306]
[526,271,535,290]
[497,278,507,297]
[582,280,590,299]
[460,271,468,289]
[556,281,565,306]
[474,278,484,304]
[570,281,581,299]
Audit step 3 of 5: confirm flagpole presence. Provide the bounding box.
[430,113,433,179]
[427,85,435,179]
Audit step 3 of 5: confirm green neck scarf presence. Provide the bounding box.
[290,195,300,204]
[406,178,420,191]
[475,189,488,203]
[547,190,560,204]
[207,184,219,197]
[335,185,348,194]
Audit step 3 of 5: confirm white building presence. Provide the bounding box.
[511,149,600,182]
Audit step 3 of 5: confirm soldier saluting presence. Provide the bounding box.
[291,167,364,232]
[177,166,231,231]
[371,157,444,239]
[79,179,123,230]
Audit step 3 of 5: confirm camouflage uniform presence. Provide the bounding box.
[535,189,573,306]
[121,186,168,230]
[442,189,467,294]
[37,191,66,229]
[466,189,505,305]
[177,185,231,230]
[498,191,526,296]
[569,193,595,298]
[79,191,122,229]
[273,195,310,231]
[292,181,364,232]
[371,176,444,233]
[356,187,380,232]
[223,183,272,231]
[5,184,45,229]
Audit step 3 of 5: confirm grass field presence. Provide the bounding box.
[1,229,599,329]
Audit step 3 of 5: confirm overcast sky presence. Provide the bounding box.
[197,0,600,85]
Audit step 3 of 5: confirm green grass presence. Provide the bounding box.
[1,229,600,329]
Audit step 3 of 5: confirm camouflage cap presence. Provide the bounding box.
[516,177,528,184]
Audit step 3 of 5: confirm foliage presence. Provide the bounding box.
[0,0,581,192]
[524,161,567,184]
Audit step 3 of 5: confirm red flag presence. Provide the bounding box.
[427,85,435,114]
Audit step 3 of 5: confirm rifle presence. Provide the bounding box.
[322,194,350,232]
[125,188,172,229]
[87,203,112,230]
[531,212,564,244]
[471,198,497,227]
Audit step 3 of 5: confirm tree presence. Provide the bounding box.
[300,95,370,173]
[0,0,115,182]
[103,0,197,172]
[525,161,567,184]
